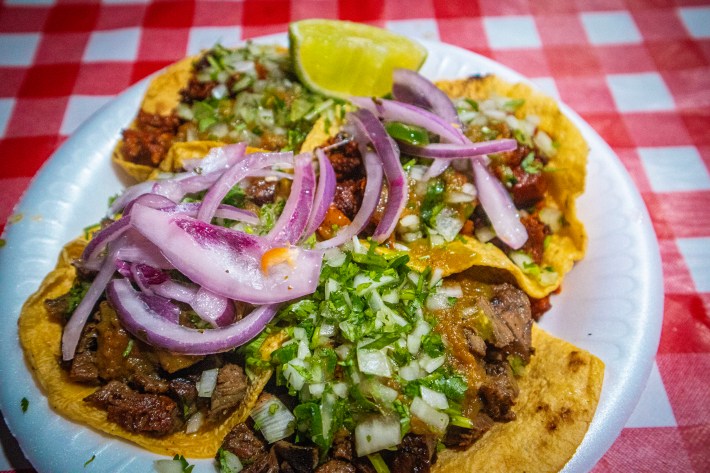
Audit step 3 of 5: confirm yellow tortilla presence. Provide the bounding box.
[18,239,285,458]
[435,325,604,472]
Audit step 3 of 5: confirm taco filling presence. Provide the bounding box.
[20,62,600,472]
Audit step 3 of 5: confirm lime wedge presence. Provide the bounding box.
[289,19,428,99]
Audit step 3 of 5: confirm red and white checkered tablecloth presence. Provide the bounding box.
[1,1,708,472]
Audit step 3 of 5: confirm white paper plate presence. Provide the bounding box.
[0,36,663,473]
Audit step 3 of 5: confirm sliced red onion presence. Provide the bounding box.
[152,279,197,303]
[124,193,177,214]
[268,153,316,244]
[130,204,323,304]
[316,118,384,249]
[107,278,279,355]
[392,68,461,127]
[190,287,235,327]
[152,171,222,202]
[398,139,518,159]
[130,263,167,294]
[109,180,156,215]
[115,232,174,270]
[471,158,528,249]
[423,159,449,180]
[81,216,131,271]
[248,170,294,180]
[170,202,259,225]
[350,96,467,145]
[182,142,248,174]
[301,148,336,241]
[348,109,407,243]
[197,150,292,223]
[62,244,119,360]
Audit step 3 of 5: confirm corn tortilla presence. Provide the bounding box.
[18,239,285,458]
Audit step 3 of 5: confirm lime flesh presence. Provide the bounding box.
[289,19,428,99]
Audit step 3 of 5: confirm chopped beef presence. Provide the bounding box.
[243,449,280,473]
[94,303,169,394]
[383,434,437,473]
[221,423,267,463]
[488,283,533,361]
[120,110,182,167]
[44,295,71,322]
[246,178,277,206]
[465,329,487,357]
[68,317,99,384]
[316,461,356,473]
[333,179,365,220]
[84,380,182,436]
[510,170,547,208]
[443,412,494,449]
[209,363,248,421]
[479,361,519,422]
[273,440,319,473]
[326,135,363,181]
[180,78,217,104]
[169,378,198,418]
[331,431,353,462]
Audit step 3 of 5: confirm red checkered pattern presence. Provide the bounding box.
[1,1,709,471]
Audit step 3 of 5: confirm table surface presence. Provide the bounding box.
[1,1,709,472]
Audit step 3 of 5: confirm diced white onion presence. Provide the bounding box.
[428,233,446,247]
[293,327,307,341]
[419,354,446,373]
[284,359,307,391]
[197,368,219,398]
[401,231,423,243]
[324,247,346,267]
[410,397,449,434]
[509,251,535,271]
[420,386,449,410]
[297,340,310,360]
[335,343,352,360]
[432,207,464,242]
[333,382,349,398]
[309,383,325,398]
[437,283,463,299]
[211,83,228,100]
[185,410,204,434]
[392,243,410,252]
[534,130,557,157]
[540,269,559,286]
[381,289,400,304]
[399,214,420,229]
[357,348,392,378]
[355,415,402,457]
[429,268,444,288]
[475,225,496,243]
[319,323,336,338]
[399,361,424,381]
[219,450,243,473]
[539,206,562,233]
[445,191,476,203]
[407,319,431,355]
[325,278,339,300]
[154,460,187,473]
[250,395,296,443]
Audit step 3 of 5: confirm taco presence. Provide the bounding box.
[19,37,599,472]
[114,43,339,181]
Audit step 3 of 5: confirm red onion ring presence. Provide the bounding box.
[190,287,235,327]
[131,204,323,304]
[268,152,316,244]
[81,216,131,271]
[197,149,292,223]
[182,142,249,174]
[392,68,461,128]
[471,158,528,249]
[398,139,518,159]
[62,243,120,360]
[348,109,407,243]
[301,148,336,241]
[107,278,279,355]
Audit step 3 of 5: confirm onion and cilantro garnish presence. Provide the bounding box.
[242,241,469,457]
[176,43,339,152]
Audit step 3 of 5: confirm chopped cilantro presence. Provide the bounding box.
[84,455,95,467]
[385,122,430,146]
[173,454,194,473]
[20,397,28,413]
[505,98,525,110]
[259,199,285,233]
[521,152,543,175]
[420,179,445,225]
[122,339,134,358]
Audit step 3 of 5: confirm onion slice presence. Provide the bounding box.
[350,96,467,145]
[301,148,336,242]
[182,142,249,174]
[471,158,528,249]
[62,243,119,360]
[107,278,279,355]
[81,216,131,271]
[398,139,518,159]
[268,152,316,244]
[392,68,461,127]
[190,287,235,327]
[348,109,407,243]
[131,204,323,304]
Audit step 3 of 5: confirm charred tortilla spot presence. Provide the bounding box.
[567,350,587,373]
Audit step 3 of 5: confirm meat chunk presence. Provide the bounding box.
[169,378,198,418]
[316,461,356,473]
[245,178,277,206]
[326,136,363,181]
[333,179,365,220]
[84,381,181,436]
[331,431,354,462]
[120,110,182,166]
[243,449,280,473]
[443,412,494,449]
[273,440,319,473]
[520,215,549,264]
[478,284,532,361]
[68,319,99,384]
[465,329,487,357]
[383,434,437,473]
[221,423,267,463]
[209,364,248,421]
[479,362,519,422]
